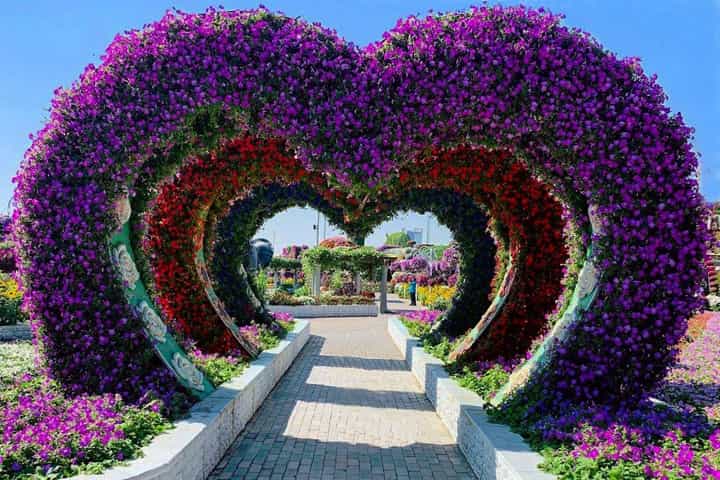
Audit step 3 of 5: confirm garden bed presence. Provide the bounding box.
[76,320,310,480]
[387,316,552,480]
[269,303,378,318]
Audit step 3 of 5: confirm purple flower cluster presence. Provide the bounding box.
[476,353,530,376]
[401,309,442,325]
[13,5,706,409]
[271,311,294,324]
[280,245,309,260]
[0,378,126,474]
[390,256,429,273]
[514,314,720,478]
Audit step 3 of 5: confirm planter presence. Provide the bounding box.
[269,303,378,318]
[0,322,31,341]
[388,317,553,480]
[78,320,310,480]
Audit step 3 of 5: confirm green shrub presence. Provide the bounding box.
[254,270,268,301]
[293,285,310,296]
[190,354,247,386]
[453,365,509,400]
[401,319,432,337]
[422,336,459,363]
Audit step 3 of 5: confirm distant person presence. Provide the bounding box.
[409,277,417,306]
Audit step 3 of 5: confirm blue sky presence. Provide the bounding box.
[1,1,718,248]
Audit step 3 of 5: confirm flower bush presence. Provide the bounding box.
[319,236,355,248]
[417,285,457,311]
[0,355,169,479]
[13,5,706,412]
[489,313,720,479]
[400,309,442,337]
[0,274,25,326]
[0,381,169,478]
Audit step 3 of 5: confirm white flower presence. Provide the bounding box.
[708,295,720,308]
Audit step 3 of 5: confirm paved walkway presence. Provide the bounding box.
[209,300,475,480]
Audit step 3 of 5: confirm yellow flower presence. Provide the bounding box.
[0,275,22,301]
[417,285,456,307]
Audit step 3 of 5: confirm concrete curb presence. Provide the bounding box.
[78,320,311,480]
[269,304,378,318]
[387,317,553,480]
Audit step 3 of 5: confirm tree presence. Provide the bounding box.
[385,231,410,247]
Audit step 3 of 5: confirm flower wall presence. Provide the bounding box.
[13,6,706,410]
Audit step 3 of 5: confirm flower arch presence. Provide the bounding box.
[14,7,707,409]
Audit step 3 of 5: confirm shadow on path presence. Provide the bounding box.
[209,317,476,480]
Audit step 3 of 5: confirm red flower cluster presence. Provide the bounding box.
[398,146,567,361]
[144,137,309,353]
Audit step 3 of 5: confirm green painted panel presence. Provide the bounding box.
[108,196,215,398]
[492,207,601,405]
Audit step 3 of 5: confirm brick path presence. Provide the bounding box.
[209,301,475,480]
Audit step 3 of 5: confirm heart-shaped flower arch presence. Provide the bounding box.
[14,6,707,410]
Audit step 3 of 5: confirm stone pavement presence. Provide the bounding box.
[209,299,475,480]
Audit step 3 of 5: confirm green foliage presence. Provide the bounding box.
[191,356,247,387]
[421,335,461,363]
[317,294,375,305]
[254,270,268,301]
[269,290,315,305]
[401,318,431,337]
[540,448,647,480]
[268,290,374,305]
[301,246,385,276]
[453,365,509,401]
[430,244,448,260]
[294,285,310,296]
[385,231,411,247]
[269,257,302,270]
[258,320,294,351]
[119,403,171,448]
[329,271,345,291]
[428,296,451,311]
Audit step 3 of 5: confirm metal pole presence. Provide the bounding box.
[380,263,389,313]
[315,210,320,246]
[426,214,431,244]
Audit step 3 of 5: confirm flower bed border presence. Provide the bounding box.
[77,320,310,480]
[269,304,378,318]
[387,317,553,480]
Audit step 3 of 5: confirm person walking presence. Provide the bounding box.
[409,277,417,306]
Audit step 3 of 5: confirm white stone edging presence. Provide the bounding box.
[269,303,378,318]
[387,317,553,480]
[78,320,311,480]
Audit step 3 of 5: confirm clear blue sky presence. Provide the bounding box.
[1,1,718,248]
